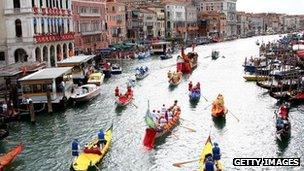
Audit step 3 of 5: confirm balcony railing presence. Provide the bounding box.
[81,30,102,36]
[34,32,75,43]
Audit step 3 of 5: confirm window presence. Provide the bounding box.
[33,18,37,34]
[14,0,21,8]
[40,0,43,7]
[32,0,35,7]
[15,19,22,37]
[0,52,5,61]
[66,0,69,9]
[41,18,45,34]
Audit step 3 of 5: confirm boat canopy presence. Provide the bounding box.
[57,55,95,67]
[19,67,72,83]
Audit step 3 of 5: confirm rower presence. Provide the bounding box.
[212,142,221,161]
[72,139,80,157]
[278,104,289,120]
[205,155,215,171]
[196,82,200,90]
[188,81,193,91]
[161,104,167,113]
[98,129,106,149]
[158,115,168,129]
[150,110,159,122]
[115,87,120,97]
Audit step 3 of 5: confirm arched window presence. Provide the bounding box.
[60,0,63,8]
[40,0,43,7]
[61,18,65,33]
[56,0,59,8]
[32,0,35,7]
[14,0,21,8]
[15,19,22,37]
[41,18,45,34]
[67,19,70,32]
[33,18,37,34]
[66,0,69,9]
[47,18,51,33]
[46,0,49,8]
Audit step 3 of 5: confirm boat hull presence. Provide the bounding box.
[71,87,101,102]
[116,95,133,107]
[135,72,149,80]
[243,75,268,81]
[199,136,224,171]
[71,125,113,171]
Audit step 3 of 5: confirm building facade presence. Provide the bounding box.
[147,6,166,39]
[196,0,237,38]
[0,1,7,66]
[106,0,126,44]
[4,0,75,67]
[72,0,108,54]
[165,3,187,39]
[198,11,226,40]
[185,5,198,39]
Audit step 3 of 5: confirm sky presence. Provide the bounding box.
[237,0,304,15]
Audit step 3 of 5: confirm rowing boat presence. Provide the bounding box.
[168,71,182,86]
[0,144,23,170]
[71,125,113,171]
[143,106,181,149]
[116,89,133,107]
[199,136,224,171]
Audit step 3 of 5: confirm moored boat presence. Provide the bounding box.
[87,72,105,86]
[0,144,23,170]
[160,53,173,60]
[143,103,181,149]
[115,86,133,107]
[243,75,269,82]
[71,125,113,171]
[199,136,224,171]
[71,84,101,102]
[168,71,182,86]
[111,64,122,75]
[135,66,150,80]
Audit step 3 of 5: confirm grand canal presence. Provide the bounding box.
[2,35,304,171]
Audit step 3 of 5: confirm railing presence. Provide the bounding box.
[81,30,102,36]
[34,32,75,43]
[31,7,68,16]
[79,13,100,17]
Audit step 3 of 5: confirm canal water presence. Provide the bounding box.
[2,35,304,171]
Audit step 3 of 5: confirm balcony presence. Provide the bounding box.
[34,33,75,43]
[81,31,102,36]
[7,37,34,44]
[4,7,32,15]
[79,13,100,17]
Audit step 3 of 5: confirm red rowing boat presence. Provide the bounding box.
[0,144,23,171]
[116,90,133,107]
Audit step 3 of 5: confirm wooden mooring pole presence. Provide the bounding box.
[47,88,53,113]
[29,100,35,123]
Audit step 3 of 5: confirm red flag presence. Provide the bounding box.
[143,128,156,149]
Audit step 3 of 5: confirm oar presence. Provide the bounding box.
[228,109,240,122]
[204,103,212,110]
[131,98,138,108]
[202,95,208,102]
[180,125,196,132]
[173,159,199,167]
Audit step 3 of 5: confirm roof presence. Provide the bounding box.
[0,61,47,77]
[57,55,95,66]
[19,67,72,82]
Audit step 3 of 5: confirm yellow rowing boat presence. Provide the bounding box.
[71,125,113,171]
[199,136,224,171]
[243,75,268,82]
